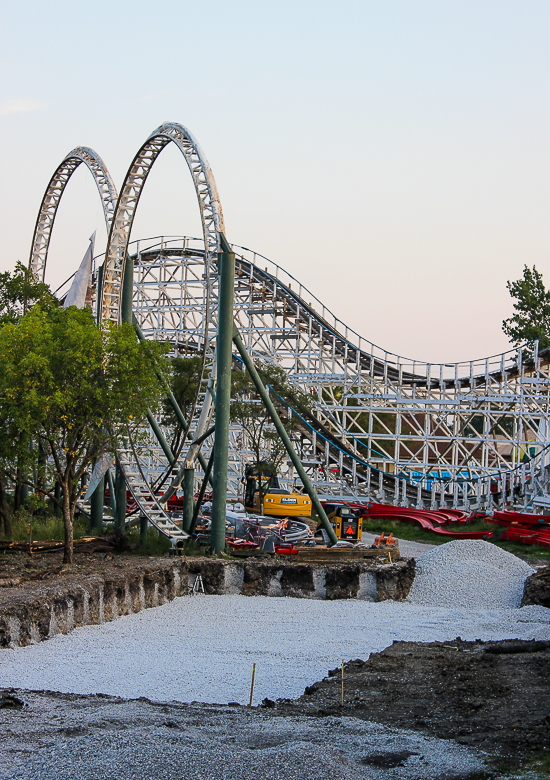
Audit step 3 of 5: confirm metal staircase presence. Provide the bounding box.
[117,435,190,544]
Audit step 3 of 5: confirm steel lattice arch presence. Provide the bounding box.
[28,123,550,526]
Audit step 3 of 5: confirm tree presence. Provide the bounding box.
[0,304,169,563]
[162,355,202,454]
[230,359,313,507]
[0,404,23,536]
[0,261,55,326]
[502,265,550,352]
[0,263,58,534]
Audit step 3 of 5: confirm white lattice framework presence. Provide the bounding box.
[123,237,550,511]
[99,122,223,327]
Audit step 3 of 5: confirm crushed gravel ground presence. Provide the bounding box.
[0,596,549,704]
[0,690,493,780]
[408,540,534,608]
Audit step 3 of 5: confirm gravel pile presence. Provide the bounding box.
[408,540,534,608]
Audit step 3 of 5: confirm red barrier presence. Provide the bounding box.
[492,509,550,526]
[356,502,550,546]
[365,510,494,539]
[341,502,495,540]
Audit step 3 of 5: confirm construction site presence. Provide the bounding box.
[1,122,549,780]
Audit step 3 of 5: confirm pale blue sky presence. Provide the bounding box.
[1,0,549,362]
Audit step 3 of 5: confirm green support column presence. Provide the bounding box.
[210,237,235,553]
[106,469,117,518]
[133,314,212,483]
[182,468,195,533]
[20,482,30,507]
[21,439,31,507]
[190,448,215,535]
[90,475,104,533]
[121,255,134,325]
[37,442,47,498]
[115,464,126,534]
[147,412,175,466]
[232,327,339,546]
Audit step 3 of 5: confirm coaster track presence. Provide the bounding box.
[27,125,550,543]
[29,147,117,281]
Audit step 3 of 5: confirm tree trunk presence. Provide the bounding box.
[14,436,28,513]
[0,473,12,536]
[62,481,74,564]
[13,467,22,513]
[258,479,264,513]
[257,461,267,514]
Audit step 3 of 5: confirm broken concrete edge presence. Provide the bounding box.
[521,563,550,608]
[0,557,415,649]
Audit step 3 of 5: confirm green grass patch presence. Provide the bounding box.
[498,750,550,779]
[3,508,210,558]
[527,751,550,777]
[6,509,89,543]
[124,525,173,556]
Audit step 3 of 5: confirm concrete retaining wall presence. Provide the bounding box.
[0,557,415,649]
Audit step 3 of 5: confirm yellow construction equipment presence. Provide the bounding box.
[251,489,312,517]
[316,503,362,542]
[243,463,312,517]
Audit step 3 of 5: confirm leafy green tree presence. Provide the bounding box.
[0,263,58,533]
[162,355,202,453]
[502,265,550,351]
[230,360,313,507]
[0,408,23,536]
[0,261,56,326]
[0,305,169,563]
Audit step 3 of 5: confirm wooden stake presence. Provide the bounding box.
[248,663,256,707]
[341,660,344,706]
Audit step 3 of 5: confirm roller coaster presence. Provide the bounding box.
[27,122,550,546]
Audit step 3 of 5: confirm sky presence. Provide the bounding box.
[0,0,549,364]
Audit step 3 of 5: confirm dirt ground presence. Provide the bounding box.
[269,638,550,773]
[0,550,159,612]
[0,549,123,589]
[0,544,175,576]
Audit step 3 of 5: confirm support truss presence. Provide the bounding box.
[126,237,550,511]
